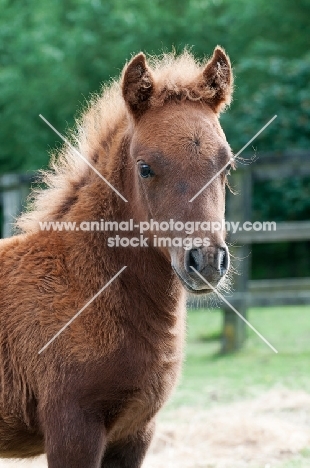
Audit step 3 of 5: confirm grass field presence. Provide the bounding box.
[169,305,310,410]
[1,305,309,468]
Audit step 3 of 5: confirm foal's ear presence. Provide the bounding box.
[201,46,233,113]
[122,53,154,121]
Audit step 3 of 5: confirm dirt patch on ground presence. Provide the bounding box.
[1,389,310,468]
[146,388,310,468]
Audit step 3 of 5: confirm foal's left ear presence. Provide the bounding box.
[201,46,233,113]
[122,53,154,121]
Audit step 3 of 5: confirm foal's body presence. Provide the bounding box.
[0,47,233,467]
[1,229,184,465]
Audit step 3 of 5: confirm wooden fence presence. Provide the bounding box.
[221,150,310,352]
[1,151,310,352]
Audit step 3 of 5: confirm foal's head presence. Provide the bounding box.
[122,47,234,294]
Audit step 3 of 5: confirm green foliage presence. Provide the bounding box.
[0,0,309,173]
[252,241,310,279]
[223,54,310,151]
[253,177,310,222]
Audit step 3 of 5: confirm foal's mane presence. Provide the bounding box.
[17,50,221,234]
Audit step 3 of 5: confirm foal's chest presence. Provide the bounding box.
[107,347,182,442]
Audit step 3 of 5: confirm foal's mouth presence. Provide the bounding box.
[172,266,214,295]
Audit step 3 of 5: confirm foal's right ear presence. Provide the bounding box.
[122,53,154,121]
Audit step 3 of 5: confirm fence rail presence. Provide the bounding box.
[230,221,310,243]
[189,277,310,309]
[249,277,310,306]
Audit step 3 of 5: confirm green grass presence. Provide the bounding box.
[166,305,310,410]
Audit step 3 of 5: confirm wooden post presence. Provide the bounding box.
[221,167,252,352]
[0,174,29,238]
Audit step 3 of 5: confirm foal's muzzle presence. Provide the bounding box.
[173,244,230,294]
[185,245,229,277]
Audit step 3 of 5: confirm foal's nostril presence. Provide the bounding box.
[218,247,229,276]
[186,248,203,273]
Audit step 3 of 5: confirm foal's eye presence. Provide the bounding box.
[138,163,154,178]
[225,164,232,175]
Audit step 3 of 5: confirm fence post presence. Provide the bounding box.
[0,174,28,238]
[221,167,252,352]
